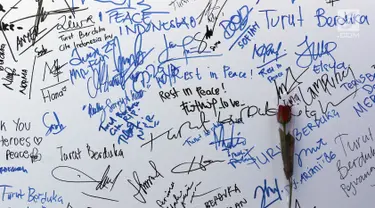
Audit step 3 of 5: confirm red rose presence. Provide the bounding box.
[277,104,294,208]
[277,105,291,125]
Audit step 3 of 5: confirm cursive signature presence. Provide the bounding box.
[158,32,221,67]
[195,0,228,53]
[156,181,220,208]
[295,36,337,69]
[197,0,225,24]
[42,111,66,136]
[57,14,95,33]
[171,155,225,174]
[141,111,210,151]
[43,59,66,82]
[51,165,122,202]
[209,122,246,152]
[254,179,282,208]
[96,165,122,191]
[127,160,164,203]
[35,45,52,58]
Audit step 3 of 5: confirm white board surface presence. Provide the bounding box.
[0,0,374,208]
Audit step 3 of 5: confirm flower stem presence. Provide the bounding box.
[289,178,293,208]
[283,123,292,208]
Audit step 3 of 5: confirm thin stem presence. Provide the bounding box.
[289,177,293,208]
[283,123,292,208]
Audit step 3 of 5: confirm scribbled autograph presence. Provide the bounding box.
[127,160,164,203]
[171,155,225,174]
[51,165,122,202]
[42,111,66,136]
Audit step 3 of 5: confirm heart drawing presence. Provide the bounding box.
[34,136,43,146]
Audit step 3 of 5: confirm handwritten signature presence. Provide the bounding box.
[127,160,164,203]
[209,122,246,152]
[51,165,122,202]
[254,179,282,208]
[43,59,66,82]
[171,155,225,174]
[42,111,66,136]
[295,36,337,69]
[141,111,210,151]
[156,181,221,208]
